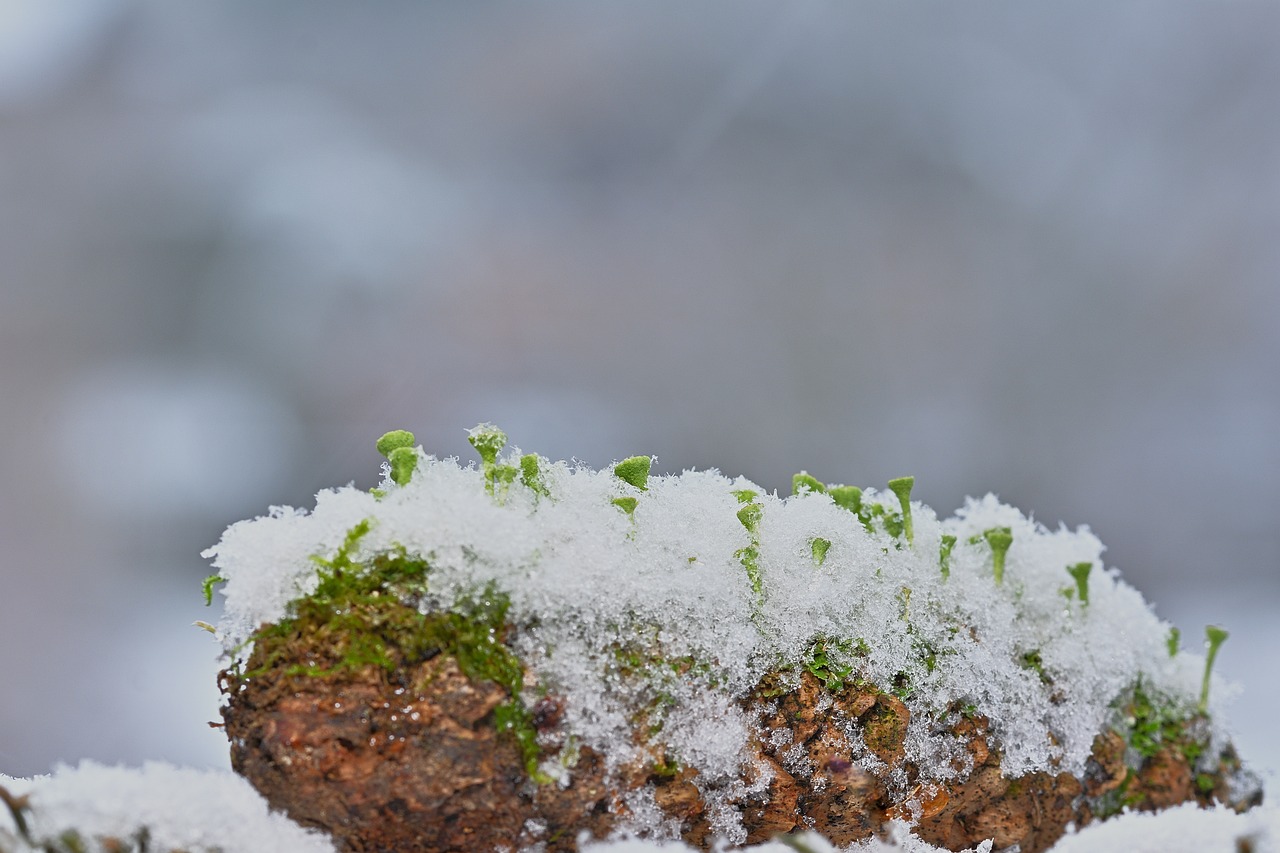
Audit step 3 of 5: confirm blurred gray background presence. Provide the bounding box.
[1,1,1276,782]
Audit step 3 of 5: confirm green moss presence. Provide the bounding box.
[202,573,225,606]
[468,423,509,496]
[1067,562,1092,606]
[811,537,832,566]
[886,476,914,546]
[939,534,956,580]
[792,472,826,496]
[1121,680,1206,762]
[1019,649,1050,684]
[803,636,866,691]
[614,455,651,491]
[982,527,1013,585]
[244,519,548,782]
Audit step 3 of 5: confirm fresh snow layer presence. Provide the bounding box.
[202,432,1241,840]
[0,762,335,852]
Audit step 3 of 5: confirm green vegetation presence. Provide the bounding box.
[1167,627,1181,658]
[886,476,915,546]
[803,636,866,691]
[468,423,518,498]
[828,485,862,513]
[519,453,550,498]
[375,429,415,457]
[792,472,825,495]
[1067,562,1092,606]
[1122,681,1207,764]
[982,527,1013,585]
[735,500,765,606]
[613,455,651,491]
[377,430,418,486]
[612,496,638,521]
[810,537,832,566]
[1199,625,1229,715]
[939,534,957,580]
[202,573,225,606]
[239,519,548,782]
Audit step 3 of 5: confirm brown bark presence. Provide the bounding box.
[222,616,1260,852]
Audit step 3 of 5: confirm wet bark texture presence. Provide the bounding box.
[223,624,1260,853]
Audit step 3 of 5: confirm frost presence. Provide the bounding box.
[203,430,1245,842]
[0,762,335,852]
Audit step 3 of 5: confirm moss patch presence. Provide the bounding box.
[236,522,545,781]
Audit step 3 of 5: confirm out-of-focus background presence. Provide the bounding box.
[1,1,1276,784]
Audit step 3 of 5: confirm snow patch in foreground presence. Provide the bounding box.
[0,763,335,853]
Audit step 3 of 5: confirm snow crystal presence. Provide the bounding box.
[203,432,1242,839]
[0,762,334,852]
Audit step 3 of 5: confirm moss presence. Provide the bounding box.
[1019,649,1051,685]
[803,636,866,691]
[1120,680,1206,762]
[240,520,547,782]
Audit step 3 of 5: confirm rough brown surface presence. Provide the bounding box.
[223,618,1260,853]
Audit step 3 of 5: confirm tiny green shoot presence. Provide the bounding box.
[828,485,862,514]
[375,430,415,458]
[939,534,957,580]
[202,574,225,606]
[193,620,216,634]
[792,472,826,496]
[732,488,758,504]
[519,453,550,498]
[811,537,831,566]
[387,446,418,486]
[614,456,651,491]
[886,476,915,545]
[1167,627,1181,658]
[468,424,508,496]
[612,496,638,519]
[983,527,1013,585]
[1067,562,1092,606]
[1198,625,1228,715]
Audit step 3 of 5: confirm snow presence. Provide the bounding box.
[5,427,1252,852]
[205,434,1228,802]
[0,762,335,852]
